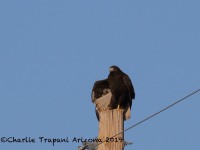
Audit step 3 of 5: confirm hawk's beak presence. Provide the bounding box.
[109,68,114,72]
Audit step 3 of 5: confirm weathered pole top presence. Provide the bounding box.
[93,92,131,121]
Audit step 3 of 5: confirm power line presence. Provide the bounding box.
[86,88,200,150]
[118,88,200,136]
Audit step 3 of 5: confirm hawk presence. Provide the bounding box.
[92,65,135,121]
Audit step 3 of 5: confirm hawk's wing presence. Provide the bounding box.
[123,73,135,99]
[91,79,110,103]
[91,79,111,121]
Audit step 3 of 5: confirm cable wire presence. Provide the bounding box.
[86,88,200,150]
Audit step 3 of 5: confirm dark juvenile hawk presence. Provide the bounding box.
[92,65,135,121]
[108,65,135,110]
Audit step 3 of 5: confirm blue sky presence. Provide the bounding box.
[0,1,200,150]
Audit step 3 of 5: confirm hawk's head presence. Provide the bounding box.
[109,65,121,72]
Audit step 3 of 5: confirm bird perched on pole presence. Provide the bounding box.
[92,65,135,121]
[108,65,135,110]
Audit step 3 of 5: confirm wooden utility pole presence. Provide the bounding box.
[94,93,131,150]
[98,109,124,150]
